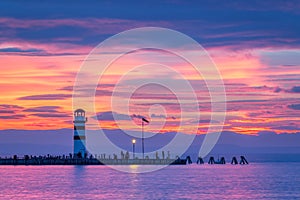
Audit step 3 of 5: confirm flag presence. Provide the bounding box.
[142,117,149,123]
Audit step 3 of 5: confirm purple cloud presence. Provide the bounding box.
[0,114,26,119]
[231,85,300,94]
[131,114,147,120]
[57,86,73,91]
[0,47,44,53]
[93,111,150,122]
[18,94,71,100]
[0,110,15,114]
[30,113,69,118]
[22,106,69,118]
[0,104,25,120]
[150,114,176,120]
[0,104,23,110]
[93,111,131,121]
[290,86,300,93]
[23,106,62,113]
[288,104,300,110]
[96,89,113,96]
[151,114,166,119]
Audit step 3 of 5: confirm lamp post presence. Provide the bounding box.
[132,139,136,159]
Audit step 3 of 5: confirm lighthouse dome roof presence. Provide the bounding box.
[74,108,85,113]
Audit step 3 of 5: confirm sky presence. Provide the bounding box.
[0,0,299,137]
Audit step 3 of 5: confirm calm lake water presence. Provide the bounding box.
[0,163,300,199]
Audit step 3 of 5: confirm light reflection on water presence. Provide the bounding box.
[0,163,300,199]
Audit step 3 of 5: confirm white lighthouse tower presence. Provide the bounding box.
[73,109,87,158]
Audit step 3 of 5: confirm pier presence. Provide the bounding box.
[0,154,188,165]
[0,155,249,165]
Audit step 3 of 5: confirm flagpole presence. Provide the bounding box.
[141,117,149,159]
[142,120,144,159]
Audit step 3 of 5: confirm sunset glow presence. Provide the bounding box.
[0,2,299,137]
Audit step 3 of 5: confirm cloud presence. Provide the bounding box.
[0,104,25,120]
[0,110,15,114]
[151,114,166,119]
[130,93,178,100]
[0,114,26,119]
[95,89,113,97]
[0,17,131,30]
[131,114,147,120]
[287,104,300,110]
[93,111,131,121]
[0,104,24,110]
[0,47,82,56]
[150,113,176,120]
[227,99,268,103]
[57,86,73,91]
[30,113,69,118]
[275,86,300,93]
[1,0,300,50]
[199,119,220,124]
[0,40,91,57]
[17,94,71,100]
[239,85,300,94]
[22,106,69,118]
[278,85,300,93]
[0,1,299,133]
[0,17,170,48]
[273,125,300,131]
[274,87,283,93]
[290,86,300,93]
[260,50,300,67]
[93,111,150,122]
[257,131,277,136]
[0,47,44,53]
[23,106,62,113]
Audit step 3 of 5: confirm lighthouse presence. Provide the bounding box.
[73,109,87,158]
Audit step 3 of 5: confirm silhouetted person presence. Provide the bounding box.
[77,152,82,159]
[186,156,192,164]
[13,155,18,164]
[24,155,29,165]
[155,152,159,159]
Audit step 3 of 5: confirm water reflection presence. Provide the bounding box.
[0,164,299,199]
